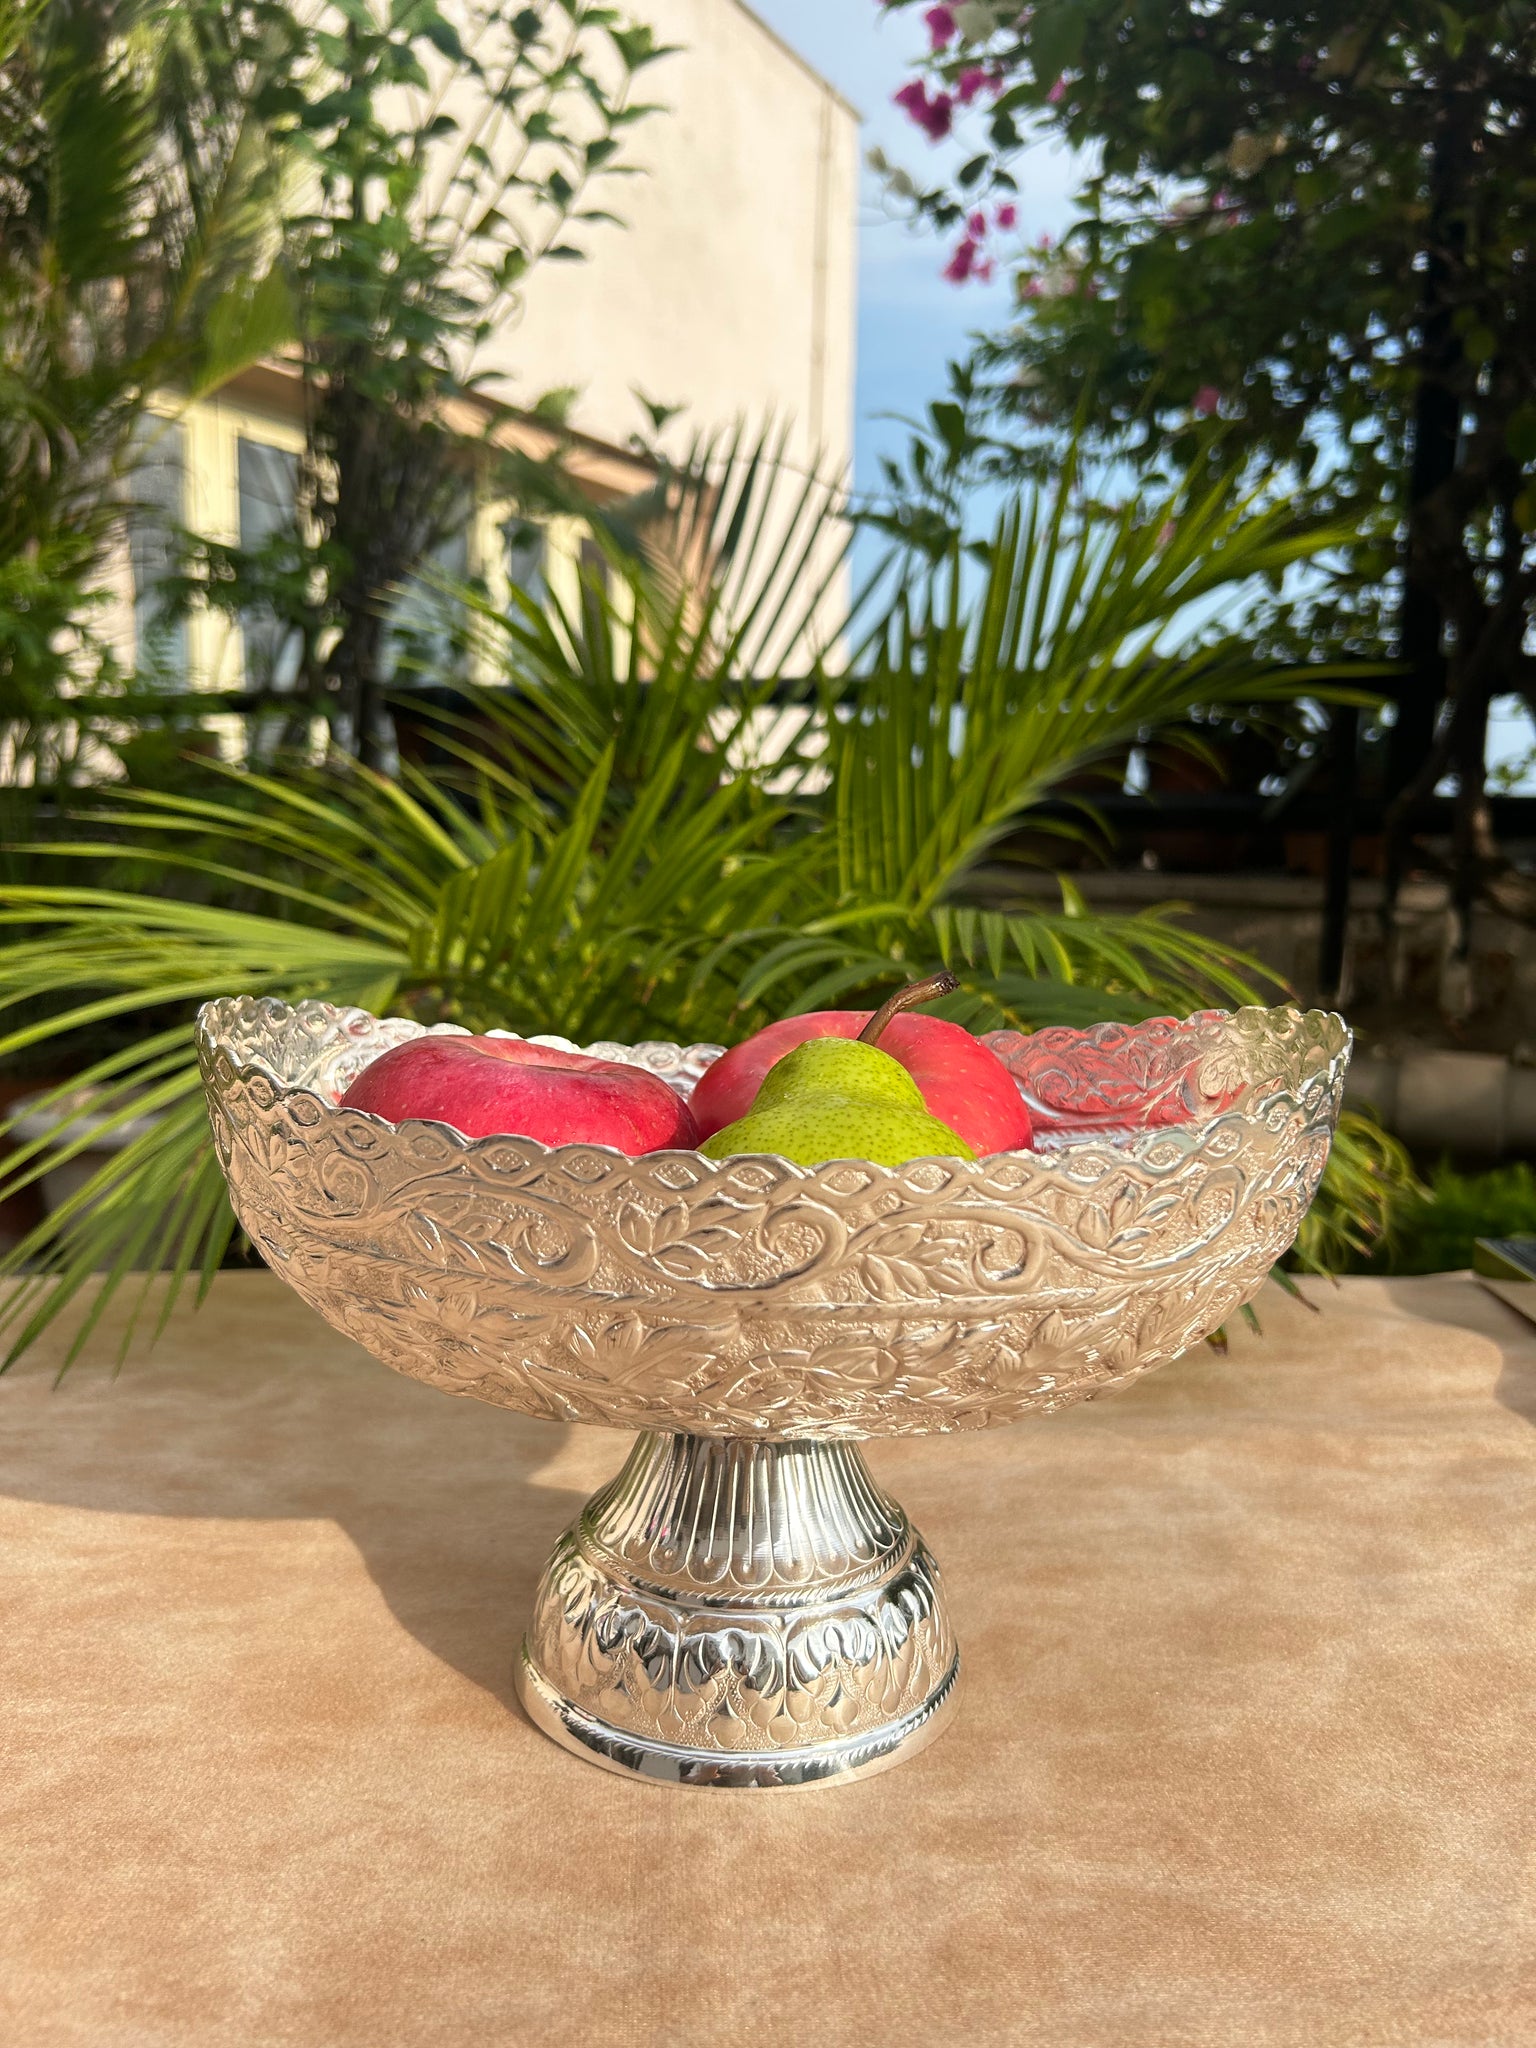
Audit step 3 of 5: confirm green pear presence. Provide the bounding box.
[700,973,976,1168]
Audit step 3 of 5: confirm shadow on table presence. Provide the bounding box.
[1495,1346,1536,1427]
[0,1347,595,1711]
[1379,1275,1536,1432]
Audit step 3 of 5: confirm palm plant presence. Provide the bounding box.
[722,471,1361,1026]
[0,0,296,732]
[1289,1110,1420,1277]
[0,450,1390,1363]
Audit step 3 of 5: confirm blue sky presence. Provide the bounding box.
[748,1,1080,504]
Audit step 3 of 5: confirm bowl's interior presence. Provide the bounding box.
[198,996,1347,1175]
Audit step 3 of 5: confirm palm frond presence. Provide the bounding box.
[0,443,1388,1363]
[1290,1112,1424,1276]
[828,480,1379,918]
[0,729,790,1359]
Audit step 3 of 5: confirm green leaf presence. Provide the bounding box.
[0,424,1379,1362]
[1028,5,1086,87]
[414,12,466,62]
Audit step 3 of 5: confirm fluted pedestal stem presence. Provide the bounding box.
[517,1432,960,1789]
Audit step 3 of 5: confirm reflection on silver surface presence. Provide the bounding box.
[199,997,1348,1787]
[518,1431,959,1788]
[197,999,1348,1439]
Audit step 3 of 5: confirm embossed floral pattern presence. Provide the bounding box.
[198,996,1349,1441]
[982,1012,1240,1136]
[521,1432,958,1770]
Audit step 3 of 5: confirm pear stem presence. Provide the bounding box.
[857,970,959,1047]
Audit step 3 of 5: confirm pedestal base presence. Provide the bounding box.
[517,1432,960,1789]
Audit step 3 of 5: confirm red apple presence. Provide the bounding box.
[339,1035,699,1154]
[691,1010,1032,1155]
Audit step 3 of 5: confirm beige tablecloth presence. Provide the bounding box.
[2,1272,1533,2047]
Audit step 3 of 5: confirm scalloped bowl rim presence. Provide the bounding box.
[195,996,1350,1188]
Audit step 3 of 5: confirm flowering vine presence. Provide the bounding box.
[941,200,1019,284]
[878,0,1044,286]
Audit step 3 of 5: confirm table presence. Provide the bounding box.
[2,1272,1533,2047]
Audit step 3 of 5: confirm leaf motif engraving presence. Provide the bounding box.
[198,997,1349,1439]
[1077,1203,1112,1252]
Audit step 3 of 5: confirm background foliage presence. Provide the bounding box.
[1354,1156,1536,1274]
[0,0,297,739]
[0,447,1397,1360]
[874,0,1536,984]
[0,0,665,774]
[0,3,1430,1367]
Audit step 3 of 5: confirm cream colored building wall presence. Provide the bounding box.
[484,0,859,658]
[491,0,856,466]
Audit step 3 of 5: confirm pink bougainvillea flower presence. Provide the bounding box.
[968,209,987,237]
[1193,385,1222,416]
[921,88,955,139]
[1022,276,1043,297]
[975,257,995,283]
[1046,73,1068,104]
[956,65,1005,104]
[942,237,978,283]
[995,201,1018,229]
[894,80,954,141]
[923,3,957,50]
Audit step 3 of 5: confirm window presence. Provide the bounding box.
[385,520,473,686]
[127,418,188,679]
[122,390,583,704]
[237,435,300,690]
[504,516,548,608]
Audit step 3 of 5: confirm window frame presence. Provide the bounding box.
[130,386,593,705]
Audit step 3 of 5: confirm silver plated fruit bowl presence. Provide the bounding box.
[198,996,1349,1789]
